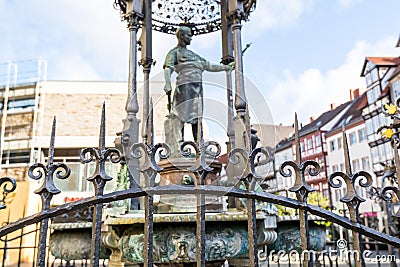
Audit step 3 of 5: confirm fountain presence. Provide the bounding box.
[49,1,278,266]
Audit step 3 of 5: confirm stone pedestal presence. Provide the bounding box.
[157,157,223,213]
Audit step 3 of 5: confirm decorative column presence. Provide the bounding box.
[227,0,251,151]
[139,0,154,145]
[221,0,235,153]
[115,0,144,210]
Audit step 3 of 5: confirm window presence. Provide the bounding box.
[365,119,373,135]
[300,142,305,153]
[332,165,338,173]
[371,68,379,83]
[307,138,313,150]
[53,161,119,192]
[384,141,394,160]
[365,73,372,87]
[7,98,35,111]
[340,163,345,172]
[367,85,381,103]
[371,147,379,163]
[315,135,321,147]
[361,157,370,170]
[393,79,400,100]
[1,149,30,164]
[352,159,360,172]
[358,128,366,142]
[330,140,336,152]
[367,88,373,103]
[373,116,380,132]
[378,145,385,162]
[379,113,387,127]
[337,137,342,149]
[348,132,357,145]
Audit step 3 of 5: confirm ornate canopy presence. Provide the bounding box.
[114,0,256,35]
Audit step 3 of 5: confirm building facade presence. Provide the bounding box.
[324,92,379,214]
[361,56,400,175]
[295,102,352,201]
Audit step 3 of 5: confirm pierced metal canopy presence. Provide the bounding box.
[114,0,256,35]
[152,0,221,35]
[153,0,257,35]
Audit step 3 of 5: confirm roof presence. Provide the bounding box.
[366,57,400,66]
[298,101,352,137]
[275,138,292,152]
[326,92,368,136]
[361,57,400,77]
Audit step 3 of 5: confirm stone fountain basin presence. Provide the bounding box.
[103,211,277,266]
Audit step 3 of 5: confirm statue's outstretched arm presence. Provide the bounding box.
[205,61,234,73]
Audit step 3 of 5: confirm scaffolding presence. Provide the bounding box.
[0,59,47,176]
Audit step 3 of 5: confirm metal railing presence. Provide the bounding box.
[0,103,400,267]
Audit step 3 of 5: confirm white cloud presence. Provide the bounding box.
[266,35,398,125]
[49,55,103,81]
[0,0,130,80]
[338,0,365,8]
[246,0,315,35]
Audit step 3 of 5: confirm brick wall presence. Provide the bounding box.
[0,167,28,180]
[2,113,34,138]
[40,92,168,139]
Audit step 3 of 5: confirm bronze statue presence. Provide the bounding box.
[163,26,234,142]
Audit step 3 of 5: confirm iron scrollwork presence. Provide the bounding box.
[131,142,170,181]
[180,141,221,173]
[280,160,319,202]
[29,117,71,209]
[28,117,71,267]
[80,103,122,196]
[0,177,17,210]
[80,146,121,193]
[382,186,400,217]
[279,114,319,203]
[228,147,270,191]
[131,98,171,183]
[329,171,372,210]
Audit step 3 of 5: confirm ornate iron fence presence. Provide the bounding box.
[0,102,400,267]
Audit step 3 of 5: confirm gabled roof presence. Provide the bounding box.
[298,101,352,137]
[326,92,367,137]
[360,57,400,77]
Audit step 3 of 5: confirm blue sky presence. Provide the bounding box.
[0,0,399,126]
